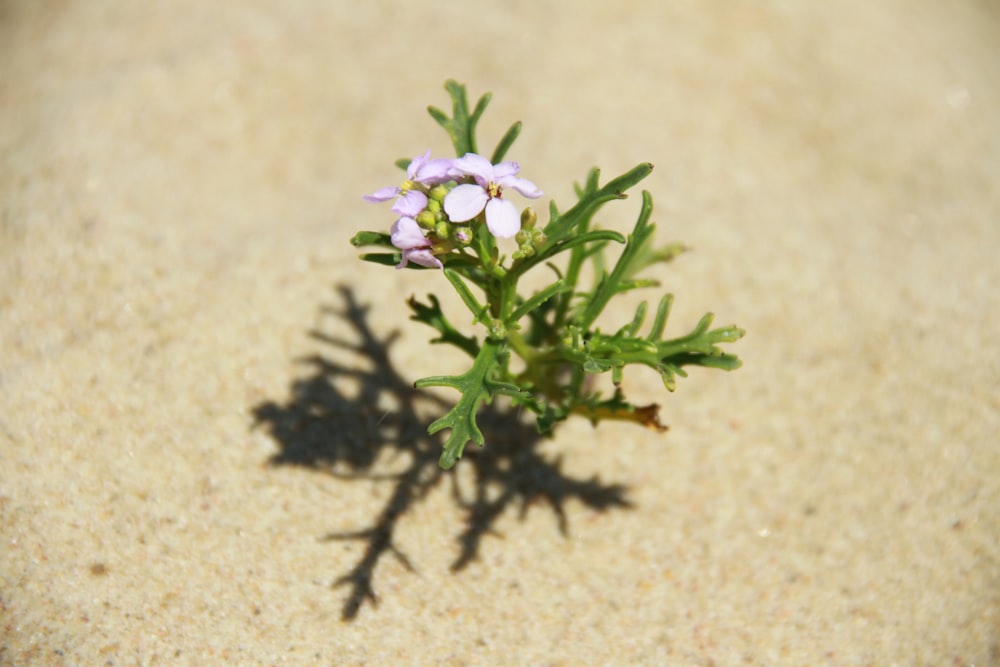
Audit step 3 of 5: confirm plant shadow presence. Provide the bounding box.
[252,285,632,620]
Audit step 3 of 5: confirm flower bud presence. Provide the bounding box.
[520,207,537,229]
[429,185,449,202]
[416,210,437,229]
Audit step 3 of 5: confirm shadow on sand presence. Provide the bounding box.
[252,286,632,620]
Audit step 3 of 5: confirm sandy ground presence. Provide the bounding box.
[2,1,999,665]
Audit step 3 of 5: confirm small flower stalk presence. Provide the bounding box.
[352,80,744,469]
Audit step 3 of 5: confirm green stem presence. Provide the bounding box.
[506,329,533,365]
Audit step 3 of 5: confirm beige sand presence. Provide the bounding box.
[2,1,998,664]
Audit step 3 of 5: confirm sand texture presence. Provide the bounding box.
[2,1,999,664]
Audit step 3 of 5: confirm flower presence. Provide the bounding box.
[390,216,443,269]
[443,153,542,238]
[364,150,455,217]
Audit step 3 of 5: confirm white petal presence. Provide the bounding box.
[444,184,489,222]
[485,198,520,238]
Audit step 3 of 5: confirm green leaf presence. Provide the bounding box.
[543,162,654,244]
[357,252,401,267]
[517,230,626,274]
[575,190,656,330]
[415,340,528,468]
[350,231,393,248]
[443,269,490,324]
[427,104,450,128]
[427,79,492,157]
[407,294,480,359]
[617,301,648,338]
[648,294,673,340]
[631,315,746,390]
[490,121,522,164]
[508,281,569,323]
[632,241,687,274]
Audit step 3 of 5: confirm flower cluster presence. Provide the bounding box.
[365,150,542,269]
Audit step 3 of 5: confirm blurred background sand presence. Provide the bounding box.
[2,1,998,664]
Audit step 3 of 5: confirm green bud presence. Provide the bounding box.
[430,185,449,202]
[520,207,537,229]
[426,199,441,214]
[416,210,437,229]
[435,221,451,239]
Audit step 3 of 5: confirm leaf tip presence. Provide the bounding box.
[439,449,459,469]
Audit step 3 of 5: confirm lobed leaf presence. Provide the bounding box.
[416,340,528,468]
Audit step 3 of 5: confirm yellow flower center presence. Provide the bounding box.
[486,181,503,198]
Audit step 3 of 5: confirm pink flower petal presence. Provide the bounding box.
[406,150,433,179]
[364,186,400,203]
[390,217,430,250]
[415,160,454,185]
[444,183,489,222]
[400,248,443,270]
[451,153,494,180]
[492,161,520,179]
[391,190,428,217]
[503,175,543,199]
[485,198,521,238]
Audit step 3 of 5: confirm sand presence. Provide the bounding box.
[2,1,998,664]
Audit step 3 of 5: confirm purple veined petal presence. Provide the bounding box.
[503,175,543,199]
[444,183,489,222]
[491,161,520,179]
[400,248,444,270]
[390,216,431,250]
[484,198,521,238]
[391,189,428,217]
[451,153,495,180]
[364,186,400,203]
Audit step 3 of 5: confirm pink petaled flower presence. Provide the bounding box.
[364,150,454,217]
[443,153,542,238]
[390,216,443,269]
